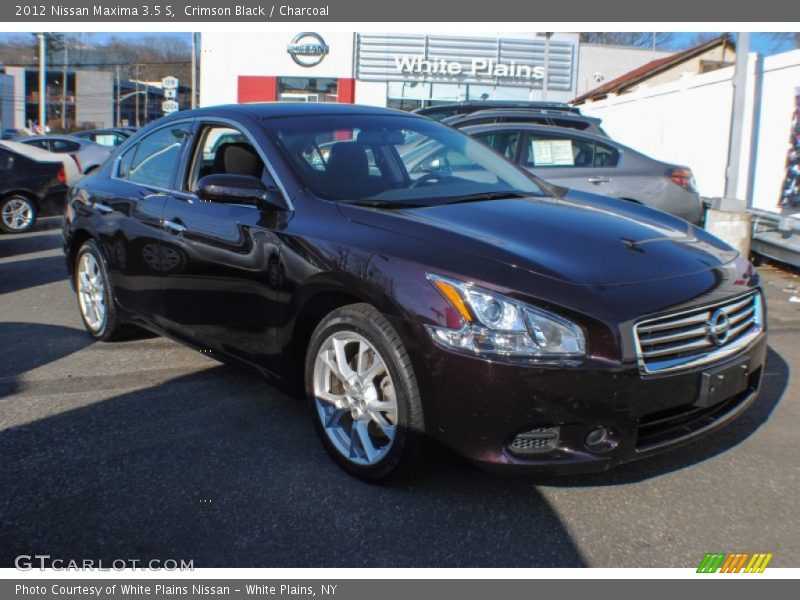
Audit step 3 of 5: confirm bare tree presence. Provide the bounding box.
[764,32,800,50]
[579,32,677,50]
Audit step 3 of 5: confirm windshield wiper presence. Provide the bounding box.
[436,191,529,206]
[338,199,425,209]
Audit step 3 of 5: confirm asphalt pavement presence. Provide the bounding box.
[1,219,798,568]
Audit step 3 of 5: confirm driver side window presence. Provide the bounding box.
[185,124,265,193]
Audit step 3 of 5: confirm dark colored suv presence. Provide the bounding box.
[63,103,766,481]
[415,100,581,121]
[445,109,607,137]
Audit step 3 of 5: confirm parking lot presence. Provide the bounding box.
[1,219,798,568]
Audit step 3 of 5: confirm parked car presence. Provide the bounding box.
[0,141,72,233]
[464,122,704,224]
[415,100,581,121]
[72,128,131,148]
[1,128,28,141]
[21,135,112,174]
[64,103,766,481]
[445,108,607,136]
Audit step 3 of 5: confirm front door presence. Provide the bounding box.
[158,122,288,372]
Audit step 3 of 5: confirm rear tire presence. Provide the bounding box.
[74,239,138,341]
[305,303,425,481]
[0,194,37,234]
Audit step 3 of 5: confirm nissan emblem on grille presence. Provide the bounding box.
[707,308,732,346]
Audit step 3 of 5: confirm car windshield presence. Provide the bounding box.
[267,114,545,206]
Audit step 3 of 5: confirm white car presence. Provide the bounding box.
[21,135,111,174]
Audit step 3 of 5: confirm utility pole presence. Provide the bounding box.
[61,43,68,130]
[38,33,46,133]
[542,32,553,101]
[724,32,750,201]
[191,32,197,109]
[134,64,140,128]
[143,83,148,126]
[115,65,121,127]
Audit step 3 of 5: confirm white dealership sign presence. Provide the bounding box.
[394,56,545,80]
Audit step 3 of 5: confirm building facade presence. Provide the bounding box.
[200,32,671,110]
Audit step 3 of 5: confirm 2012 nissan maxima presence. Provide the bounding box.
[63,103,767,481]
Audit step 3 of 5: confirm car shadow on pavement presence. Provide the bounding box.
[0,227,63,259]
[0,255,68,295]
[0,356,586,568]
[0,322,93,399]
[534,346,790,487]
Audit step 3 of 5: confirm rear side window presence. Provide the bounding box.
[522,134,619,168]
[473,131,520,161]
[118,123,191,189]
[51,139,81,153]
[551,118,590,131]
[92,133,125,147]
[25,140,50,150]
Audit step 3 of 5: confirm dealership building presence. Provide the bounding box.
[199,32,671,109]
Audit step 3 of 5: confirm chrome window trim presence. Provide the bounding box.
[110,118,195,196]
[111,116,294,211]
[633,291,764,376]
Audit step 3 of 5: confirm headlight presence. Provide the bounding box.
[426,274,585,358]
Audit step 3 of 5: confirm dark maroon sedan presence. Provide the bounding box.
[63,103,766,481]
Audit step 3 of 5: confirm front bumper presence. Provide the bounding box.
[416,329,768,474]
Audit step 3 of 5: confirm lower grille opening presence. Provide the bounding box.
[636,368,762,451]
[507,427,559,456]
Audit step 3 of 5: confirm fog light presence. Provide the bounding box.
[508,426,560,456]
[584,426,620,453]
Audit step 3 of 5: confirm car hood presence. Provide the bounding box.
[340,192,738,286]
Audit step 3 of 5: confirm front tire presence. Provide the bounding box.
[0,195,37,234]
[305,303,425,481]
[74,239,136,341]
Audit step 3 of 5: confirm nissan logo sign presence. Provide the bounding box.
[287,32,329,67]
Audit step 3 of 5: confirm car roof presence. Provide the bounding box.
[75,128,129,135]
[417,100,580,114]
[447,109,600,124]
[158,102,425,122]
[23,134,87,142]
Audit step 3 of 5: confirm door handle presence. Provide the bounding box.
[93,202,114,214]
[588,177,611,184]
[161,219,187,234]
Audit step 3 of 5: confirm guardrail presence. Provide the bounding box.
[749,208,800,268]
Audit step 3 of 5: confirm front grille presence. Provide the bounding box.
[634,291,763,374]
[636,367,761,451]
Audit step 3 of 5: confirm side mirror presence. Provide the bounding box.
[197,174,283,209]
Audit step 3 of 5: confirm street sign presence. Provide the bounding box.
[164,88,177,100]
[162,100,180,114]
[162,76,179,90]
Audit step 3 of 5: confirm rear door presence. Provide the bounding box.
[89,120,194,320]
[518,130,620,195]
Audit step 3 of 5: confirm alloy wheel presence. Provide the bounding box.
[1,197,34,232]
[312,332,398,465]
[77,252,107,332]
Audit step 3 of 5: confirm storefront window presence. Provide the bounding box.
[387,80,535,111]
[277,77,338,102]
